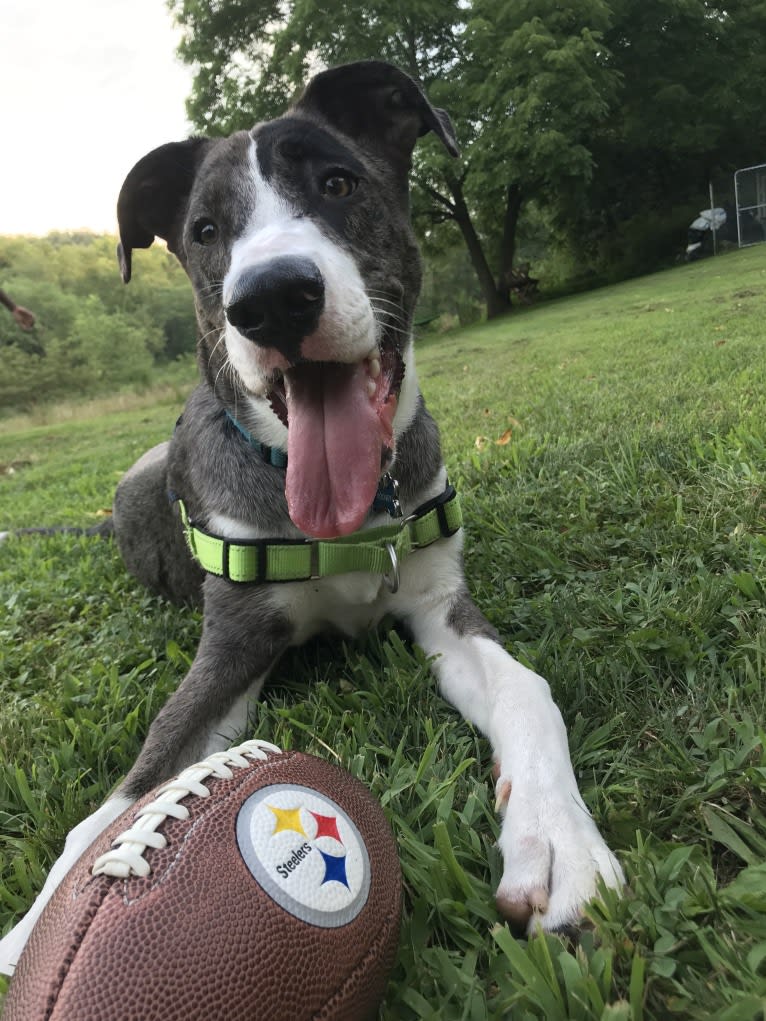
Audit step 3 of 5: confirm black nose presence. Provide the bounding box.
[225,256,325,359]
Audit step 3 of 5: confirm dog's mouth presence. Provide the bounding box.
[265,338,404,539]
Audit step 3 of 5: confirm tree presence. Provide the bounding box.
[0,233,197,409]
[169,0,618,318]
[568,0,766,274]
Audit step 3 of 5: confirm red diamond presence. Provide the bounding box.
[310,811,342,843]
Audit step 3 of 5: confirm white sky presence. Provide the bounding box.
[1,0,195,235]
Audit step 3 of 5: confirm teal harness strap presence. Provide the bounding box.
[177,485,462,586]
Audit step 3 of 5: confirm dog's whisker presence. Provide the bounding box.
[369,296,405,314]
[368,298,405,315]
[371,309,409,338]
[213,354,233,399]
[370,302,405,319]
[370,306,406,328]
[197,280,225,298]
[369,309,406,327]
[372,315,407,334]
[208,330,228,365]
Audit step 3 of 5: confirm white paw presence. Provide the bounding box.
[0,796,132,975]
[493,769,624,933]
[0,923,33,977]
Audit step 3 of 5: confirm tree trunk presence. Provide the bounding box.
[497,184,523,299]
[444,173,511,320]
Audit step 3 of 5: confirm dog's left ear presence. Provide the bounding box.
[293,61,459,174]
[116,138,213,283]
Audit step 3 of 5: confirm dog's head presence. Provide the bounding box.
[117,61,458,538]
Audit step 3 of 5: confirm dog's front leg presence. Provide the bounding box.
[0,584,292,975]
[402,585,624,933]
[117,584,292,801]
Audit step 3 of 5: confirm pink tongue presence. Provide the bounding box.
[284,362,389,538]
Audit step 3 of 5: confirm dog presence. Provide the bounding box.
[0,60,623,975]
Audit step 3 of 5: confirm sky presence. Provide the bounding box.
[1,0,195,236]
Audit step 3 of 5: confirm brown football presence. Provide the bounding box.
[3,741,401,1021]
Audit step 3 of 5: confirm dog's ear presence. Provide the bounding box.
[116,138,212,283]
[293,61,459,174]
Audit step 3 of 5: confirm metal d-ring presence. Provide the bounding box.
[383,542,400,594]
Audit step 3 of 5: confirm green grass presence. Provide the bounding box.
[1,249,766,1018]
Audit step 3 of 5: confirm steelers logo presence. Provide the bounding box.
[236,784,371,927]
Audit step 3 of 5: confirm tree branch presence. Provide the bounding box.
[419,182,456,213]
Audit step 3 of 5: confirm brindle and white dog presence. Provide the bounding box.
[0,61,622,974]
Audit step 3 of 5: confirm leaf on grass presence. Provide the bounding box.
[432,819,473,900]
[495,429,513,446]
[715,996,766,1021]
[732,571,759,598]
[701,804,758,864]
[490,926,565,1018]
[720,862,766,910]
[601,1005,632,1021]
[629,952,646,1021]
[746,942,766,973]
[12,767,41,820]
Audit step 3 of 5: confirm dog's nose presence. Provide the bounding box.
[225,256,325,354]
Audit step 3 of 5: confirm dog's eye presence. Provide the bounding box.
[322,174,357,199]
[193,219,219,246]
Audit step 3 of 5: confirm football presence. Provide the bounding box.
[3,740,402,1021]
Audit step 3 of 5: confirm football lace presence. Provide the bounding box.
[91,739,283,879]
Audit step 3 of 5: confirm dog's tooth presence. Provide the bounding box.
[368,357,381,379]
[366,378,377,398]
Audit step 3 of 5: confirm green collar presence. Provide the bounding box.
[177,484,461,591]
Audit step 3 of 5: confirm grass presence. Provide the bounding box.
[1,248,766,1018]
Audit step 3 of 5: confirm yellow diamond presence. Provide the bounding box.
[267,804,307,837]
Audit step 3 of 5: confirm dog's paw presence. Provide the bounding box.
[493,766,624,934]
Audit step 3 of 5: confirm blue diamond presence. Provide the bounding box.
[319,849,350,889]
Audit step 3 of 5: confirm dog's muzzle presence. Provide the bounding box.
[225,256,325,360]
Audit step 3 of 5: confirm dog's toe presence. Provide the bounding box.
[496,884,549,930]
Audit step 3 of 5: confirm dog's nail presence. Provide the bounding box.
[494,778,512,813]
[491,759,501,782]
[368,357,381,379]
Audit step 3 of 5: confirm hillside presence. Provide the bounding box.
[1,249,765,1019]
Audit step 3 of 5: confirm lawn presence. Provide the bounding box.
[1,249,765,1019]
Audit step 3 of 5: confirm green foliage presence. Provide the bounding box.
[1,250,766,1017]
[466,0,614,191]
[573,0,766,277]
[168,0,619,318]
[168,0,766,312]
[0,234,196,411]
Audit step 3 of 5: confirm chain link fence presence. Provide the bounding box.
[734,163,766,248]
